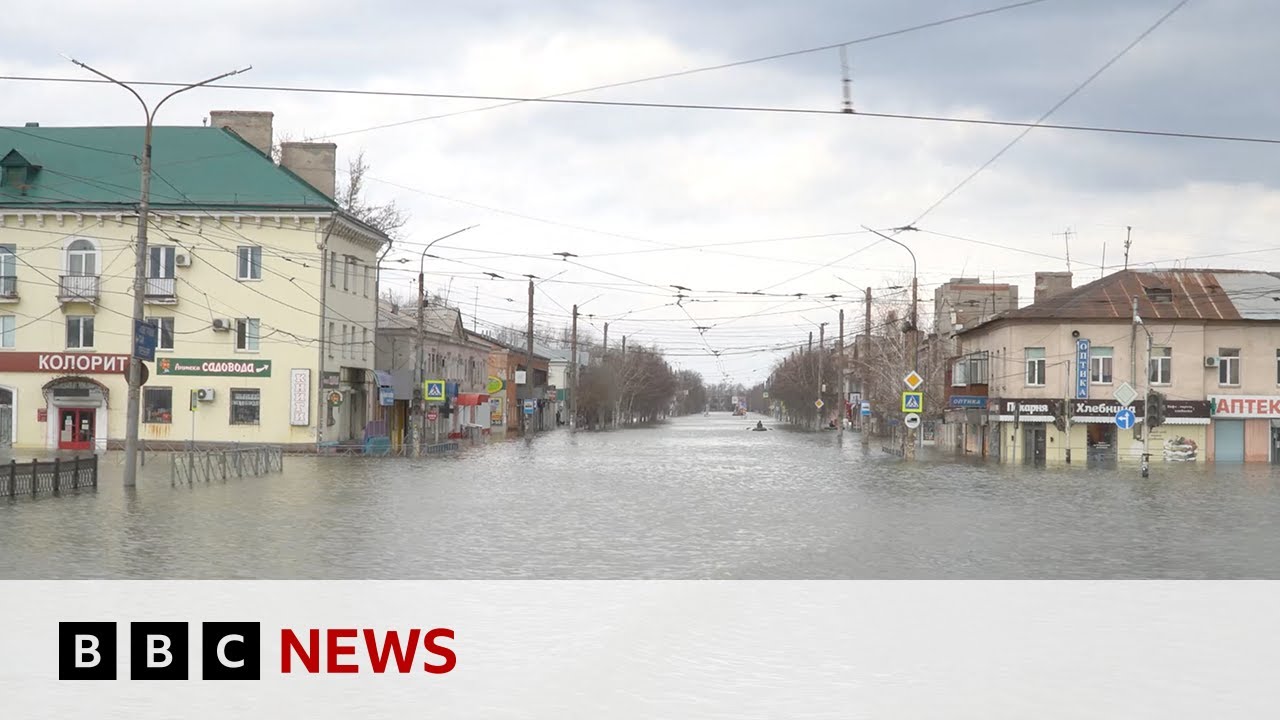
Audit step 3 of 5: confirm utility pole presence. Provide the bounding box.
[862,287,871,446]
[412,227,476,457]
[523,278,534,435]
[603,322,609,357]
[570,304,578,431]
[621,336,627,356]
[838,309,845,441]
[66,57,251,488]
[817,322,827,431]
[808,331,813,352]
[1123,226,1133,270]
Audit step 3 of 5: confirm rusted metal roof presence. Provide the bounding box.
[959,270,1280,333]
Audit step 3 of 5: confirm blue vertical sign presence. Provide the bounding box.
[1075,338,1091,399]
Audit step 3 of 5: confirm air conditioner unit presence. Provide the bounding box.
[1204,356,1220,368]
[174,252,192,267]
[196,388,215,402]
[211,318,234,332]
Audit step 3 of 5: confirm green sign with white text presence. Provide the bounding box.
[157,357,272,377]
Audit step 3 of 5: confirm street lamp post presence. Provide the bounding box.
[413,226,477,457]
[863,226,919,460]
[66,57,251,488]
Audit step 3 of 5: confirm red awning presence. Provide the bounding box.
[455,393,490,406]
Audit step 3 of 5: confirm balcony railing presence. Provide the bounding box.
[58,275,99,301]
[0,275,15,298]
[145,276,176,299]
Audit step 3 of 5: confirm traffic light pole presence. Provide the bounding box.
[1141,330,1152,478]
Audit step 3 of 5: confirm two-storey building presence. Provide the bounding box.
[0,111,388,452]
[950,268,1280,465]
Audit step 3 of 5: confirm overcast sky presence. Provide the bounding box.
[6,0,1279,384]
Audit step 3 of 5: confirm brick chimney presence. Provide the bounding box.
[1034,271,1073,304]
[279,142,337,199]
[209,110,273,156]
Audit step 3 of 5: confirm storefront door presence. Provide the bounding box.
[1023,425,1046,467]
[1214,420,1245,463]
[58,408,95,451]
[1086,424,1117,467]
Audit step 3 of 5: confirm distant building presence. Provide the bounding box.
[950,268,1280,464]
[472,334,551,433]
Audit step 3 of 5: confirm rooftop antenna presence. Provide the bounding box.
[839,45,854,113]
[1053,227,1074,273]
[1101,241,1107,281]
[1123,226,1133,270]
[473,286,479,331]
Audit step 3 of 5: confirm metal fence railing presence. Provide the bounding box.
[171,445,284,485]
[4,455,98,498]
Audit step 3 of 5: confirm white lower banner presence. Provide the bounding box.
[0,581,1277,718]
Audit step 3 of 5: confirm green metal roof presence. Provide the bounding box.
[0,125,336,211]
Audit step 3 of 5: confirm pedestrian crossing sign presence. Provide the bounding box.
[424,380,446,402]
[901,391,923,413]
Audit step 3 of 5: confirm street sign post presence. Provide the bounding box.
[903,371,923,390]
[523,399,536,415]
[860,402,871,417]
[903,413,921,430]
[133,319,157,361]
[427,410,439,422]
[1115,408,1136,429]
[814,399,824,410]
[1075,338,1091,399]
[425,380,446,402]
[1113,381,1137,407]
[901,391,923,413]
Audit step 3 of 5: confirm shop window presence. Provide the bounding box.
[144,387,173,424]
[230,389,260,425]
[66,316,94,349]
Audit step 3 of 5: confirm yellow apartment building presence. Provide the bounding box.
[0,111,389,452]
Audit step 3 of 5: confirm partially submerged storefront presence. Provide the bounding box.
[1206,396,1280,463]
[989,398,1063,466]
[0,352,128,452]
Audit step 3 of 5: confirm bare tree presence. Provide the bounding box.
[336,152,409,239]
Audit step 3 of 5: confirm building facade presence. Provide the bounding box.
[375,301,492,450]
[478,336,551,433]
[949,269,1280,465]
[0,112,387,453]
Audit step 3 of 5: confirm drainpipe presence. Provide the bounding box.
[315,217,337,452]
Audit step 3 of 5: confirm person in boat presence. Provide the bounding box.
[752,421,767,431]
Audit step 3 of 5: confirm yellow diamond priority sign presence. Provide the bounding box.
[814,399,824,409]
[903,371,923,390]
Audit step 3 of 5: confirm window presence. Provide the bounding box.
[1219,348,1240,386]
[362,327,369,360]
[143,387,173,424]
[66,238,97,276]
[1145,287,1173,304]
[1090,346,1114,384]
[145,316,175,351]
[328,321,335,358]
[0,243,14,296]
[1025,347,1046,386]
[343,256,354,291]
[147,245,175,278]
[235,318,260,351]
[1150,347,1172,385]
[0,314,13,348]
[66,316,94,349]
[363,264,371,297]
[229,389,260,425]
[329,251,337,287]
[237,246,262,280]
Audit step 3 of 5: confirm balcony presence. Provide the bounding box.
[144,276,177,304]
[0,275,15,303]
[58,275,99,303]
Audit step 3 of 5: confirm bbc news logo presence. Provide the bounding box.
[58,622,456,680]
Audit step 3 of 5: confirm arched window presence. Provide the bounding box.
[66,238,97,276]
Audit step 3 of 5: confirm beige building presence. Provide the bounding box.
[949,269,1280,465]
[0,112,388,453]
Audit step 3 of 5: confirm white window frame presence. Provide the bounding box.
[343,256,354,292]
[1150,347,1172,385]
[0,314,14,348]
[327,321,335,359]
[66,315,94,349]
[0,243,15,292]
[1219,348,1241,386]
[236,246,262,281]
[1090,346,1114,384]
[145,316,175,351]
[329,251,337,287]
[64,237,99,277]
[235,318,260,352]
[148,245,176,279]
[362,327,368,360]
[1025,347,1046,386]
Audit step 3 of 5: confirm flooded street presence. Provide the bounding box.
[4,412,1280,579]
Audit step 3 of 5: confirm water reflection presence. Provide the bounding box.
[3,412,1280,579]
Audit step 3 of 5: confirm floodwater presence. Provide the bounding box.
[3,412,1280,579]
